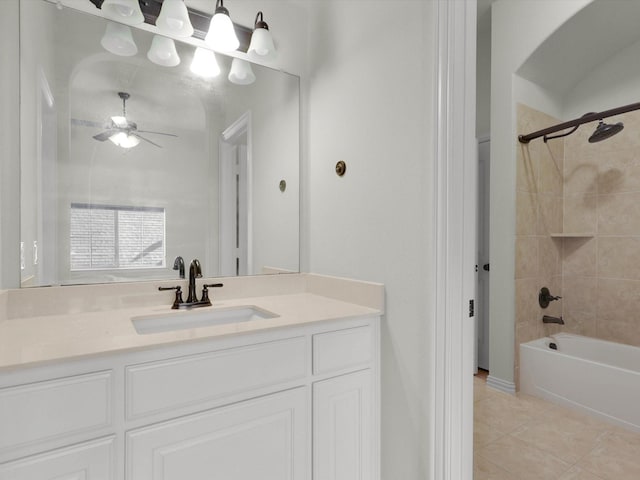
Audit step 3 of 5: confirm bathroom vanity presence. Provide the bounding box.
[0,274,382,480]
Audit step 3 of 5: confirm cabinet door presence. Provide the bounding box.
[0,436,114,480]
[314,370,373,480]
[126,387,307,480]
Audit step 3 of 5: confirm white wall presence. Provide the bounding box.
[225,67,300,275]
[490,0,592,384]
[1,0,22,289]
[564,37,640,119]
[477,24,491,138]
[307,1,435,477]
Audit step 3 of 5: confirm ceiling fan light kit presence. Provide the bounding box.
[77,92,178,150]
[109,131,140,148]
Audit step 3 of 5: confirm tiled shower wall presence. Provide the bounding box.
[515,104,564,387]
[515,103,640,388]
[563,107,640,346]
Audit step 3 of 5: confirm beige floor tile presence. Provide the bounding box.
[474,454,518,480]
[510,414,609,464]
[558,465,605,480]
[474,392,541,434]
[477,435,572,480]
[474,377,640,479]
[578,429,640,480]
[475,378,510,404]
[474,418,505,448]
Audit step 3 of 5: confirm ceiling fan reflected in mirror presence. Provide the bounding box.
[71,92,178,149]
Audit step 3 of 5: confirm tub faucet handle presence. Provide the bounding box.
[539,287,562,308]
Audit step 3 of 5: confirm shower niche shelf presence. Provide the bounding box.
[549,233,594,238]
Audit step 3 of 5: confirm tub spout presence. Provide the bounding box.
[543,315,564,325]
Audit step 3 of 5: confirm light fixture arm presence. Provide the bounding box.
[215,0,229,16]
[254,11,269,30]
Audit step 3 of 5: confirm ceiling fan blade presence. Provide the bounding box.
[71,118,106,128]
[133,134,163,148]
[136,130,178,137]
[93,130,119,142]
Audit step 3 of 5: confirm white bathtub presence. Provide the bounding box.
[520,333,640,432]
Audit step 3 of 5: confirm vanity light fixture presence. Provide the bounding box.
[156,0,194,38]
[147,35,181,67]
[248,11,276,61]
[100,0,144,25]
[228,58,255,85]
[205,0,240,52]
[190,47,221,78]
[101,22,138,56]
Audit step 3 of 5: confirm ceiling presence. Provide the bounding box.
[517,0,640,96]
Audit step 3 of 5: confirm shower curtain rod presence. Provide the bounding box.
[518,101,640,144]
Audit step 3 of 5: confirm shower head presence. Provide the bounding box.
[588,120,624,143]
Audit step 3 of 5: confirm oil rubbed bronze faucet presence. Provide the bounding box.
[186,259,203,304]
[173,256,185,279]
[543,315,565,325]
[158,259,223,309]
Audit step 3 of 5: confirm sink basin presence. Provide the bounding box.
[131,306,278,335]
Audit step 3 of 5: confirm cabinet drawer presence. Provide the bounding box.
[126,336,307,419]
[126,388,307,480]
[0,371,113,452]
[0,436,115,480]
[313,326,372,375]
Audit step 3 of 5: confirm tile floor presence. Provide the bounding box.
[474,374,640,479]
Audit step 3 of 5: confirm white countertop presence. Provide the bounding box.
[0,274,384,370]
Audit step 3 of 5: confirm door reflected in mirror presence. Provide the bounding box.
[20,0,299,287]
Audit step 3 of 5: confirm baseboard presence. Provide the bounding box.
[486,375,516,395]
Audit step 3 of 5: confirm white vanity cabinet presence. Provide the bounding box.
[127,388,307,480]
[0,437,115,480]
[312,326,376,480]
[0,316,379,480]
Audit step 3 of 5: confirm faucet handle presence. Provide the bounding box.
[158,285,184,309]
[201,283,224,304]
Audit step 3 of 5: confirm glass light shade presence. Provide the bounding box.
[205,11,239,52]
[190,47,220,78]
[156,0,194,38]
[110,116,128,128]
[147,35,181,67]
[248,28,277,60]
[228,58,256,85]
[109,132,140,148]
[101,22,138,57]
[101,0,144,25]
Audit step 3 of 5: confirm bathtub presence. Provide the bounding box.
[520,333,640,432]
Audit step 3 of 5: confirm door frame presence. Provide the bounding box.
[476,136,491,372]
[430,1,476,479]
[218,111,253,276]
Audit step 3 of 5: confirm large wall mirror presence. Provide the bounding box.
[20,0,300,287]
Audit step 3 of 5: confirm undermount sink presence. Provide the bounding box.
[131,306,278,335]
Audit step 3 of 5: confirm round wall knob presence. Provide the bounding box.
[335,160,346,176]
